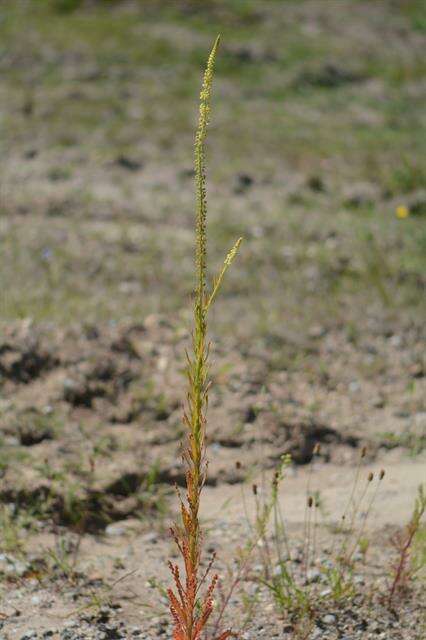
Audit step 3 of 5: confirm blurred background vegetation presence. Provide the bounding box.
[1,0,425,340]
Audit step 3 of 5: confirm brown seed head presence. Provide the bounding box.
[273,470,280,484]
[368,472,374,482]
[307,496,313,508]
[235,461,242,470]
[361,446,367,459]
[379,469,385,480]
[252,484,258,496]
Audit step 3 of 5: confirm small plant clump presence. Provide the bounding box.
[167,37,242,640]
[248,447,389,630]
[388,484,426,606]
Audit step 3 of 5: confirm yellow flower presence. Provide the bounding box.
[396,205,409,219]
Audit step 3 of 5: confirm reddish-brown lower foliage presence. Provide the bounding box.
[388,485,425,606]
[168,556,233,640]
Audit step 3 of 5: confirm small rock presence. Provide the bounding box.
[306,568,321,583]
[355,619,368,631]
[64,620,78,629]
[105,523,126,537]
[322,613,337,625]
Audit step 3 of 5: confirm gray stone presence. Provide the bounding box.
[105,523,126,537]
[306,567,322,583]
[323,613,337,625]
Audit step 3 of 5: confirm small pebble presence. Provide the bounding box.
[105,523,126,537]
[323,614,337,625]
[306,568,321,583]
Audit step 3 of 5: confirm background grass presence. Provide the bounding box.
[1,0,425,342]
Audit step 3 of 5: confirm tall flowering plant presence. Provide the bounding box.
[167,37,242,640]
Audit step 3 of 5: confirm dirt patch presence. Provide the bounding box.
[0,315,424,537]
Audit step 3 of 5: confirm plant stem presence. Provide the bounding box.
[168,35,242,640]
